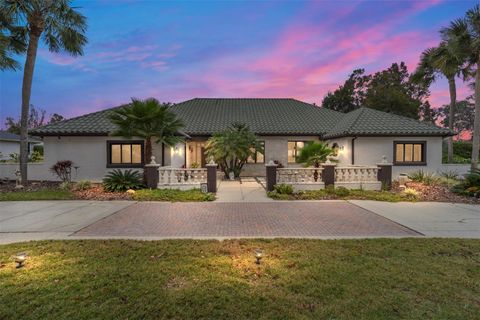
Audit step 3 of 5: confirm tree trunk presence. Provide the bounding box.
[447,77,457,163]
[471,63,480,171]
[145,137,152,163]
[20,32,41,185]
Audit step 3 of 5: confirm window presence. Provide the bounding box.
[288,141,310,163]
[247,141,265,164]
[394,141,426,165]
[107,140,144,167]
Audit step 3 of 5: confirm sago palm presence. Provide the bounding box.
[0,0,88,184]
[296,142,336,182]
[109,98,185,163]
[441,5,480,170]
[411,42,466,163]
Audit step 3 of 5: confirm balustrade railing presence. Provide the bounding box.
[276,167,323,184]
[158,167,207,186]
[334,166,379,183]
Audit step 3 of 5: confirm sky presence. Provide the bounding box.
[0,0,477,125]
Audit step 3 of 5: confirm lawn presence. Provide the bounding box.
[132,188,215,201]
[1,239,479,319]
[0,189,74,201]
[268,188,411,202]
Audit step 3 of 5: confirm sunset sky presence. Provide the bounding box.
[0,0,476,124]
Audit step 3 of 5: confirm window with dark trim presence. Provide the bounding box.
[394,141,426,165]
[107,140,144,168]
[288,141,310,163]
[247,141,265,164]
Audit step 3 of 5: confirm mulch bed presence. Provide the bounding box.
[73,186,133,201]
[395,181,480,204]
[0,180,61,192]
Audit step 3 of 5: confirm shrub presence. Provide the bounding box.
[50,160,74,182]
[274,184,294,195]
[33,144,44,156]
[334,186,350,197]
[452,169,480,197]
[325,185,335,194]
[28,150,43,162]
[439,170,459,180]
[9,153,19,162]
[75,180,92,191]
[59,181,72,190]
[103,169,143,192]
[407,170,426,182]
[402,188,420,200]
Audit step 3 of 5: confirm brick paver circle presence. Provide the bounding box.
[76,202,419,237]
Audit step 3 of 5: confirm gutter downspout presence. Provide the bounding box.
[351,136,358,165]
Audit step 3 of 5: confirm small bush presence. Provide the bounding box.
[267,190,294,200]
[28,150,43,162]
[103,169,143,192]
[439,170,459,180]
[33,144,44,156]
[325,185,335,194]
[407,170,426,182]
[50,160,74,182]
[402,188,420,200]
[274,184,293,195]
[334,186,350,197]
[452,169,480,197]
[59,181,72,190]
[75,180,92,191]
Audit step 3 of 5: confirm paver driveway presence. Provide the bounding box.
[76,201,419,238]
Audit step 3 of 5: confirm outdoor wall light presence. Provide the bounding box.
[14,252,27,268]
[254,249,263,264]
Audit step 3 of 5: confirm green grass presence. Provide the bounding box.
[0,239,479,319]
[0,189,74,201]
[268,189,409,202]
[133,188,215,202]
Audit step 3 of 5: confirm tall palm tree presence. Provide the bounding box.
[1,0,88,184]
[411,43,466,163]
[441,6,480,170]
[109,98,185,163]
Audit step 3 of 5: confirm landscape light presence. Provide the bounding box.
[14,252,27,268]
[254,249,263,264]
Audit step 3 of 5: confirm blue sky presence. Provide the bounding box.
[0,0,476,124]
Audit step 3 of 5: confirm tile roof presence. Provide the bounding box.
[323,107,452,138]
[30,99,452,138]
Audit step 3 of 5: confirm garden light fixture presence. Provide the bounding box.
[254,249,263,264]
[14,252,27,268]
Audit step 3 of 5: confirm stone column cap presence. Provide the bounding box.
[265,160,278,167]
[376,163,393,166]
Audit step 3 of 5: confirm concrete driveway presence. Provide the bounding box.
[350,201,480,238]
[0,201,134,244]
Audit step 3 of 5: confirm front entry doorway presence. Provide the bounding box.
[186,141,207,168]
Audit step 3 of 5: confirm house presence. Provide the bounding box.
[0,131,43,161]
[0,98,468,181]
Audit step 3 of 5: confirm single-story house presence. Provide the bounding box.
[0,98,469,181]
[0,131,43,161]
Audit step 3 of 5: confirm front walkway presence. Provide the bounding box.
[351,200,480,238]
[215,177,273,202]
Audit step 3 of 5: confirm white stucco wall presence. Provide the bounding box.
[327,136,469,178]
[0,141,20,160]
[0,136,163,182]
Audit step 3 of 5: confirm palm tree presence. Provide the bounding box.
[441,5,480,170]
[296,142,336,182]
[411,43,466,163]
[109,98,185,163]
[1,0,88,184]
[205,123,262,179]
[0,9,26,71]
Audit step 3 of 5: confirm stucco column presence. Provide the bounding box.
[206,161,218,193]
[322,163,337,187]
[144,156,160,189]
[265,160,277,191]
[377,155,393,190]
